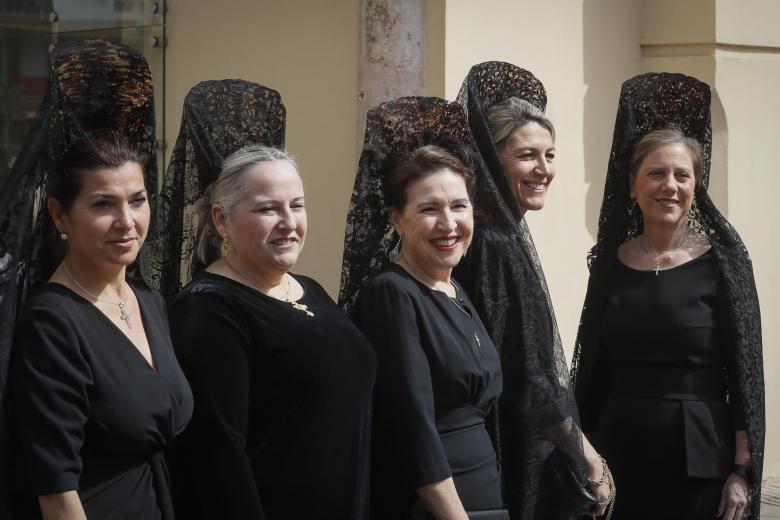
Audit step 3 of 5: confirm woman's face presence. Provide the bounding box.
[219,160,306,275]
[49,161,149,271]
[632,142,695,229]
[499,121,556,212]
[391,169,473,278]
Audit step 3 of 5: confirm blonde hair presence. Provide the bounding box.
[485,96,555,151]
[195,145,297,262]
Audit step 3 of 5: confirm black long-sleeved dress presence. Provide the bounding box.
[11,282,193,519]
[168,272,376,520]
[580,250,740,519]
[354,264,503,519]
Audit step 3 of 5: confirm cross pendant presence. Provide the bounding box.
[118,304,132,329]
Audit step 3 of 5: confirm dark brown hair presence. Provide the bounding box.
[47,133,148,212]
[385,145,473,210]
[629,127,704,186]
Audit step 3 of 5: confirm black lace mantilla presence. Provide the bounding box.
[453,61,590,520]
[338,96,471,314]
[143,79,286,301]
[570,72,765,520]
[0,39,156,518]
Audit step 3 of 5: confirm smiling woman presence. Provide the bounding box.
[573,72,764,520]
[487,97,556,213]
[353,145,508,519]
[167,144,376,520]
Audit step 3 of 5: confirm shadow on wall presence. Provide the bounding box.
[708,89,728,213]
[582,0,642,241]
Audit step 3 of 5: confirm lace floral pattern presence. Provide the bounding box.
[338,96,470,313]
[571,72,765,519]
[142,80,285,301]
[453,61,590,520]
[0,39,157,518]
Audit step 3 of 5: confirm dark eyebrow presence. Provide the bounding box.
[90,188,147,200]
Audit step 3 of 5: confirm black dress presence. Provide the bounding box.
[582,251,739,519]
[354,264,503,519]
[10,282,193,520]
[168,272,376,520]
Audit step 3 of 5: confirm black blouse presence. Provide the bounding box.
[354,264,502,516]
[11,282,193,520]
[582,250,741,478]
[168,272,376,520]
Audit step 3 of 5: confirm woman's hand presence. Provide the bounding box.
[416,477,469,520]
[716,473,750,520]
[39,491,87,520]
[583,435,615,517]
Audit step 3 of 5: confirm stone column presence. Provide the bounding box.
[357,0,425,152]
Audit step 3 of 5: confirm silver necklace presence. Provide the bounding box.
[224,260,314,317]
[448,285,481,348]
[64,262,132,329]
[639,228,692,276]
[396,259,481,348]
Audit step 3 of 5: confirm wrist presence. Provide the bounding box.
[732,463,751,482]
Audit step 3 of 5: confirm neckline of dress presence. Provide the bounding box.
[616,246,713,274]
[46,281,159,373]
[201,270,308,304]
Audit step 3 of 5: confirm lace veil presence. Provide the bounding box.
[338,96,471,313]
[143,79,285,301]
[0,39,156,517]
[452,62,590,519]
[570,72,764,519]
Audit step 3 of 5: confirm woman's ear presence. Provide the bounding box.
[389,207,403,237]
[47,198,68,234]
[212,205,230,238]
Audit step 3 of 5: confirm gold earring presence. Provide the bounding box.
[220,236,233,257]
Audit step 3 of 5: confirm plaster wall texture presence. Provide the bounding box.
[165,0,361,296]
[164,0,779,476]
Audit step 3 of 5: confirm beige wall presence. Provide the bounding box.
[443,0,643,363]
[443,0,779,476]
[165,0,360,296]
[166,0,778,476]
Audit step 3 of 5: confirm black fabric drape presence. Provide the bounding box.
[452,61,590,520]
[143,79,285,301]
[338,96,471,313]
[0,39,156,518]
[571,72,765,520]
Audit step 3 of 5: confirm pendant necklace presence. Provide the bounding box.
[639,228,691,276]
[448,284,481,348]
[64,262,132,329]
[395,258,481,348]
[224,260,314,317]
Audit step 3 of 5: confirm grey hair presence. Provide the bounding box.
[195,144,298,262]
[485,96,556,151]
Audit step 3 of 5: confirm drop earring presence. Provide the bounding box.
[220,236,233,257]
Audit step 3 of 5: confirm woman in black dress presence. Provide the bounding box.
[572,74,764,520]
[0,41,160,519]
[11,135,193,520]
[167,144,376,520]
[352,144,506,519]
[453,62,612,519]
